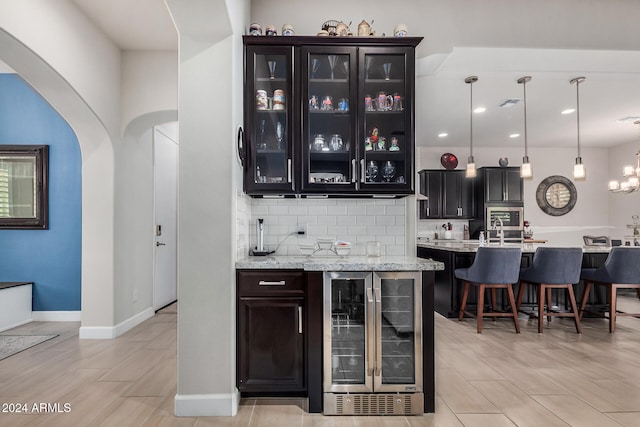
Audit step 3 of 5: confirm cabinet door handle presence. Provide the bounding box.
[360,159,365,183]
[298,306,303,334]
[287,159,292,183]
[351,159,356,183]
[258,280,286,286]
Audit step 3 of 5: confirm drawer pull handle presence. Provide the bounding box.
[258,280,286,286]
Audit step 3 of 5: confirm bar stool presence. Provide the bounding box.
[455,247,522,333]
[579,247,640,333]
[516,247,583,333]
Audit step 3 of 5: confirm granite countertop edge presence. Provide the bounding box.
[416,241,614,253]
[235,255,444,271]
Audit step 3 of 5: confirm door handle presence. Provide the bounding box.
[156,242,166,247]
[374,286,382,377]
[298,306,303,334]
[366,287,375,376]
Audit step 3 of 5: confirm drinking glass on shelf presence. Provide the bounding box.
[267,60,277,79]
[382,161,396,182]
[311,58,320,79]
[383,62,392,80]
[342,60,349,79]
[327,55,338,80]
[364,56,374,80]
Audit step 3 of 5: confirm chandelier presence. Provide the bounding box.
[609,120,640,193]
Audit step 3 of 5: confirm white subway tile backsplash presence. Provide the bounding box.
[245,197,408,257]
[376,215,396,226]
[347,205,367,216]
[327,205,348,215]
[337,215,357,226]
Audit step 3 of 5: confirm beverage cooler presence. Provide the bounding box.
[323,271,424,415]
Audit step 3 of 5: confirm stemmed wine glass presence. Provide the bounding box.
[327,55,338,80]
[366,161,379,182]
[342,60,349,79]
[276,122,284,151]
[382,161,396,182]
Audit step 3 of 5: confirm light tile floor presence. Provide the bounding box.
[1,295,640,426]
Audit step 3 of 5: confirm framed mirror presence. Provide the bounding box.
[536,175,577,216]
[0,145,49,229]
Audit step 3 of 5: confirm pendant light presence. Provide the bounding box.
[608,120,640,193]
[570,77,586,180]
[465,76,478,178]
[517,76,533,179]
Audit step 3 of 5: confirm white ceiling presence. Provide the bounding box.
[45,2,640,150]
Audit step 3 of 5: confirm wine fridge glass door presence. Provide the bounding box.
[374,271,423,392]
[323,272,373,393]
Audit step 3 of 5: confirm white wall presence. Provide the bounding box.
[0,1,119,330]
[167,0,249,417]
[417,145,612,246]
[608,139,640,242]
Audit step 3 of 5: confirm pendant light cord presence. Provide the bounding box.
[570,77,586,160]
[465,76,478,160]
[575,79,582,159]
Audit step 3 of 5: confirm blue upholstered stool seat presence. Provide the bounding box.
[579,247,640,333]
[454,247,522,333]
[517,247,583,333]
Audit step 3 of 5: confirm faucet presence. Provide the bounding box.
[493,218,505,246]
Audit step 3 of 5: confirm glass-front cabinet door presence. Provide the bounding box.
[244,46,295,194]
[359,48,414,194]
[323,272,373,392]
[374,271,422,392]
[301,47,358,193]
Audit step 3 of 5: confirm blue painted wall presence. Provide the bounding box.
[0,74,81,311]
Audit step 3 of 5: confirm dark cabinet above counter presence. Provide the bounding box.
[418,167,523,220]
[418,170,475,219]
[242,36,422,197]
[477,167,523,205]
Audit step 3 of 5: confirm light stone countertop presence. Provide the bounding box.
[235,255,444,271]
[417,240,614,254]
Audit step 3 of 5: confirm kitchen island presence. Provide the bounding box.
[417,240,610,318]
[235,255,443,415]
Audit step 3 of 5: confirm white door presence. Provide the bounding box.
[153,123,178,310]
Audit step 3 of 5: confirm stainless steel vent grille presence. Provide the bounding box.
[325,393,424,415]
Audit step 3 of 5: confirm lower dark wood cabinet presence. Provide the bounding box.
[237,297,304,392]
[237,269,306,394]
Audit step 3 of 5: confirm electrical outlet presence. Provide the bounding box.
[133,288,138,303]
[297,224,307,235]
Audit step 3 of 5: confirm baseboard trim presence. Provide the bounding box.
[174,390,240,417]
[32,311,81,322]
[79,307,155,339]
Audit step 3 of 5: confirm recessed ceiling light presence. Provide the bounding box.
[561,108,575,115]
[509,133,520,138]
[438,132,448,138]
[474,107,486,113]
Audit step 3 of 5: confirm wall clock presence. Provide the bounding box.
[536,175,577,216]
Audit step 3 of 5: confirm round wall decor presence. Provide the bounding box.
[536,175,577,216]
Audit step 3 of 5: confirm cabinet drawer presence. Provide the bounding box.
[237,270,304,296]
